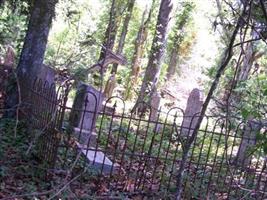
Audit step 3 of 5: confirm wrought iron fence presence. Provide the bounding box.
[22,78,267,199]
[20,76,71,167]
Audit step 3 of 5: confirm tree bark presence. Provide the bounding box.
[133,0,173,112]
[5,0,58,117]
[17,0,58,78]
[111,0,135,74]
[124,0,156,100]
[237,32,263,81]
[104,0,135,98]
[98,0,119,62]
[166,44,178,79]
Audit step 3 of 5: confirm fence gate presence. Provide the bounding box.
[22,77,71,168]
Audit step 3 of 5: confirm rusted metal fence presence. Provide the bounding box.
[21,77,71,167]
[22,78,267,199]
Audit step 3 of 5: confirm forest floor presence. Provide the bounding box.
[0,119,170,199]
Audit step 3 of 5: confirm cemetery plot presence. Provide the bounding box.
[18,78,267,199]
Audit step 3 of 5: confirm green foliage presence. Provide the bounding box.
[165,1,196,76]
[234,74,267,121]
[0,2,29,58]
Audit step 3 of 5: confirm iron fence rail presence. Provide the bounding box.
[18,77,267,199]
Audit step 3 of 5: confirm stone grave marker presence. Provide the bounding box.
[38,64,56,85]
[150,91,162,133]
[151,91,161,122]
[235,119,261,166]
[181,88,203,137]
[70,83,119,173]
[70,83,103,145]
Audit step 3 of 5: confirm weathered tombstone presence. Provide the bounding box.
[235,119,261,167]
[181,88,203,137]
[28,64,57,126]
[70,83,104,145]
[151,91,161,122]
[150,91,162,133]
[70,83,119,173]
[38,64,56,85]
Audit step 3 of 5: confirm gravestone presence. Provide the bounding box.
[38,64,56,85]
[151,91,161,122]
[235,120,261,166]
[70,83,104,145]
[30,64,57,128]
[70,83,119,173]
[181,88,203,137]
[150,91,162,133]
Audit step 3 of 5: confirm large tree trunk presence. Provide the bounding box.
[104,0,135,98]
[17,0,58,78]
[133,0,173,112]
[124,1,155,100]
[5,0,58,117]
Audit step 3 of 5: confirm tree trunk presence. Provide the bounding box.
[133,0,173,112]
[111,0,135,74]
[166,47,178,79]
[5,0,58,117]
[17,0,58,78]
[221,32,264,109]
[104,0,135,98]
[237,34,263,82]
[98,0,119,62]
[124,0,156,100]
